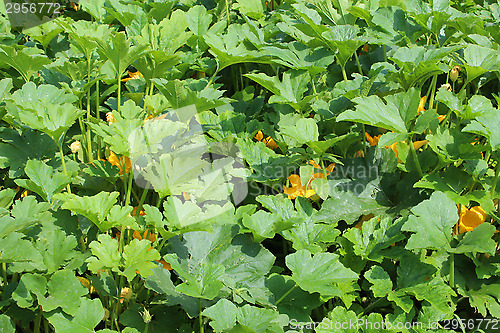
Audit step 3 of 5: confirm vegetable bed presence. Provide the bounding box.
[0,0,499,332]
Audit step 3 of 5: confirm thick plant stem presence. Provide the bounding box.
[2,263,6,285]
[87,60,93,162]
[354,51,363,75]
[449,253,455,288]
[362,124,367,156]
[59,145,72,194]
[491,162,499,199]
[34,311,42,333]
[125,168,133,206]
[276,284,297,305]
[199,299,204,333]
[428,75,438,110]
[341,66,348,82]
[225,0,230,28]
[408,138,423,177]
[135,187,149,217]
[117,76,121,114]
[96,80,101,159]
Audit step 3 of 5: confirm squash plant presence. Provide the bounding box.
[0,0,499,332]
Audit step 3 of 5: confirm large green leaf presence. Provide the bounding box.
[168,224,275,305]
[94,31,149,80]
[47,298,105,333]
[15,159,70,203]
[344,215,406,262]
[122,239,160,282]
[0,45,51,82]
[286,249,358,298]
[337,88,420,133]
[402,191,457,251]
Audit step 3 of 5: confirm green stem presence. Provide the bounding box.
[117,75,121,114]
[199,299,204,333]
[428,75,438,110]
[311,78,317,95]
[275,284,297,305]
[341,66,348,82]
[449,253,455,288]
[225,0,230,28]
[96,79,101,160]
[43,318,49,333]
[408,138,423,177]
[362,297,385,314]
[78,117,88,162]
[125,168,134,206]
[135,187,149,217]
[1,263,6,285]
[491,162,500,199]
[354,51,363,75]
[87,59,93,162]
[59,145,71,194]
[362,124,367,156]
[34,311,41,333]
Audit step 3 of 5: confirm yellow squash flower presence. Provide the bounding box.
[106,112,117,124]
[365,132,382,146]
[121,70,144,82]
[454,205,488,234]
[308,160,335,175]
[283,174,317,199]
[108,151,131,175]
[255,130,278,150]
[417,95,445,122]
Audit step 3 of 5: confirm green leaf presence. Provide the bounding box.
[0,233,43,267]
[15,159,70,202]
[242,211,294,242]
[279,118,319,145]
[37,270,89,316]
[245,70,312,111]
[236,304,289,332]
[365,266,393,298]
[0,128,58,178]
[0,45,51,82]
[0,196,52,238]
[281,219,340,254]
[86,234,121,274]
[402,191,457,251]
[186,5,212,36]
[427,127,484,162]
[94,32,149,80]
[286,249,358,298]
[234,0,265,20]
[54,192,119,232]
[267,274,322,322]
[466,283,500,318]
[168,224,275,305]
[450,223,497,255]
[122,239,160,282]
[316,306,358,333]
[36,229,77,274]
[0,315,15,333]
[322,25,364,68]
[166,253,225,300]
[5,82,83,146]
[47,298,105,333]
[462,109,500,151]
[337,88,420,133]
[344,215,406,262]
[12,273,47,308]
[152,79,226,113]
[202,299,238,332]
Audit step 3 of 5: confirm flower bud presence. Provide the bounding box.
[106,112,117,124]
[70,140,81,154]
[119,287,133,303]
[450,66,460,82]
[441,83,452,92]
